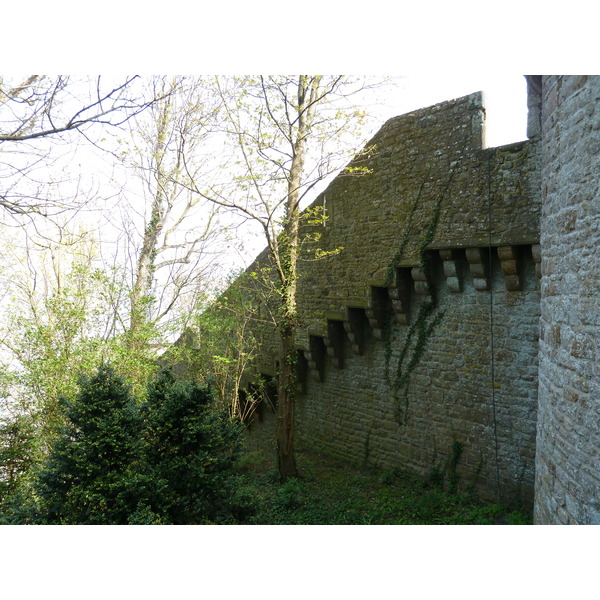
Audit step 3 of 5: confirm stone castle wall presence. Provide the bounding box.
[293,250,540,506]
[242,92,542,507]
[221,77,599,520]
[534,76,600,524]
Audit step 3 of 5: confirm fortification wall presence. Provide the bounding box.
[241,92,542,506]
[294,93,539,346]
[534,76,600,524]
[294,250,540,505]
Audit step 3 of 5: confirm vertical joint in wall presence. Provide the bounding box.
[531,243,542,280]
[525,75,543,139]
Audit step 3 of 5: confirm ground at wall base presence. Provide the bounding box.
[235,447,533,525]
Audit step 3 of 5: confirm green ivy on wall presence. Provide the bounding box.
[384,171,454,425]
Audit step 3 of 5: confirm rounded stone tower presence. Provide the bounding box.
[535,75,600,524]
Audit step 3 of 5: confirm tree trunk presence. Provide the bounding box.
[276,325,299,480]
[129,202,162,345]
[273,76,321,481]
[275,227,300,481]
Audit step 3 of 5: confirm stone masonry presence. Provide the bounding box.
[534,76,600,524]
[216,77,598,521]
[239,90,542,508]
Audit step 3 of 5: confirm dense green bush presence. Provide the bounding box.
[140,370,254,524]
[3,365,254,524]
[27,365,149,524]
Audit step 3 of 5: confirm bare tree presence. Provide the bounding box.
[0,225,120,444]
[114,76,227,346]
[0,75,163,219]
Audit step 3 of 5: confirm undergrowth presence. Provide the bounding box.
[234,449,532,525]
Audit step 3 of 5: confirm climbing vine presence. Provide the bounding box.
[384,171,455,425]
[385,170,431,286]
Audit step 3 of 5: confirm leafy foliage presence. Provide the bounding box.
[3,365,253,524]
[189,76,378,481]
[0,414,37,512]
[186,271,263,421]
[27,365,146,524]
[141,370,253,524]
[236,450,533,525]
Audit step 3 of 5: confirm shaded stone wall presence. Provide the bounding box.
[534,76,600,524]
[294,248,540,506]
[238,91,542,506]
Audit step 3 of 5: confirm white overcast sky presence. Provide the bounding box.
[365,74,528,147]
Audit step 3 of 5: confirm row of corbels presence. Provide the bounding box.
[298,244,541,386]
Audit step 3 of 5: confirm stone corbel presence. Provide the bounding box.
[303,335,326,382]
[411,266,431,296]
[466,247,490,291]
[439,249,463,293]
[344,307,366,355]
[388,267,412,324]
[497,246,522,291]
[324,320,345,369]
[365,286,388,340]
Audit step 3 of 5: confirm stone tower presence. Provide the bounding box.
[534,76,600,524]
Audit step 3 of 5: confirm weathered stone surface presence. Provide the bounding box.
[236,91,542,508]
[293,251,540,507]
[534,76,600,525]
[224,78,599,521]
